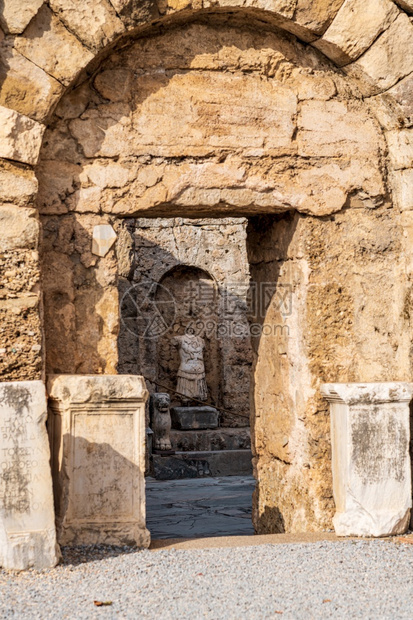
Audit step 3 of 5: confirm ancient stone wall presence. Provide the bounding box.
[2,0,413,533]
[37,20,389,382]
[248,204,410,532]
[118,217,252,426]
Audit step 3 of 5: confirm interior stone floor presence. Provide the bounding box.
[146,475,255,539]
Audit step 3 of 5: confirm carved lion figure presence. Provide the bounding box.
[149,392,172,451]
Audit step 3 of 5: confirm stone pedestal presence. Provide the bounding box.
[0,381,59,570]
[171,406,219,430]
[47,375,150,547]
[321,382,413,537]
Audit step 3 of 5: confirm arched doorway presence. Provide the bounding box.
[36,15,394,535]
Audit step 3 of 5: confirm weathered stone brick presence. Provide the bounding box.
[392,168,413,210]
[0,160,38,207]
[0,205,39,251]
[386,129,413,170]
[0,47,63,122]
[49,0,124,53]
[0,106,45,165]
[345,13,413,94]
[14,5,94,86]
[313,0,399,66]
[0,297,43,381]
[0,0,44,34]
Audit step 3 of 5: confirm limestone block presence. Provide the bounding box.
[14,5,94,86]
[394,0,413,13]
[0,206,39,251]
[0,381,59,570]
[47,375,150,546]
[94,69,133,102]
[0,47,64,122]
[386,129,413,170]
[0,297,43,382]
[313,0,399,66]
[49,0,124,53]
[92,224,117,257]
[345,13,413,94]
[171,406,219,430]
[321,383,413,537]
[0,161,38,207]
[293,0,346,35]
[388,72,413,124]
[0,0,44,34]
[392,169,413,210]
[297,100,380,157]
[0,106,45,165]
[108,0,159,27]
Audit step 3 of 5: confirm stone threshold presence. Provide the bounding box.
[150,532,345,551]
[150,532,413,551]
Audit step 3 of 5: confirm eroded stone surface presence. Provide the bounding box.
[314,0,399,66]
[322,383,413,537]
[0,47,64,123]
[0,160,38,207]
[0,106,44,165]
[14,5,94,86]
[345,13,413,94]
[247,203,407,534]
[49,0,124,52]
[0,381,59,570]
[0,0,44,34]
[47,374,150,547]
[0,205,39,251]
[38,23,385,219]
[392,169,413,210]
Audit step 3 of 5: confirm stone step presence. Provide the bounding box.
[170,428,251,452]
[171,406,219,430]
[151,449,253,480]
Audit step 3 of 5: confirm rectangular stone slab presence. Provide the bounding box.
[322,382,413,537]
[170,406,219,430]
[0,381,59,570]
[47,374,150,547]
[152,449,253,480]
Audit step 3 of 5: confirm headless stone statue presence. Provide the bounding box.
[173,333,208,403]
[149,392,172,451]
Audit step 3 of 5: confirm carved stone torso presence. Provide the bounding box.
[175,334,206,379]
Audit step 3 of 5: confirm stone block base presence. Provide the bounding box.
[152,449,253,480]
[322,382,413,538]
[170,428,251,452]
[170,406,219,430]
[0,381,59,570]
[48,375,150,547]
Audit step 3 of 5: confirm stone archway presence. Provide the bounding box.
[2,1,413,534]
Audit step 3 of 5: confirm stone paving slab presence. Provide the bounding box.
[146,475,255,539]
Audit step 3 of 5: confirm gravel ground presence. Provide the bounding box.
[1,540,413,619]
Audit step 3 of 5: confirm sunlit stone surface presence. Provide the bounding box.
[47,374,150,547]
[322,382,413,537]
[0,380,59,570]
